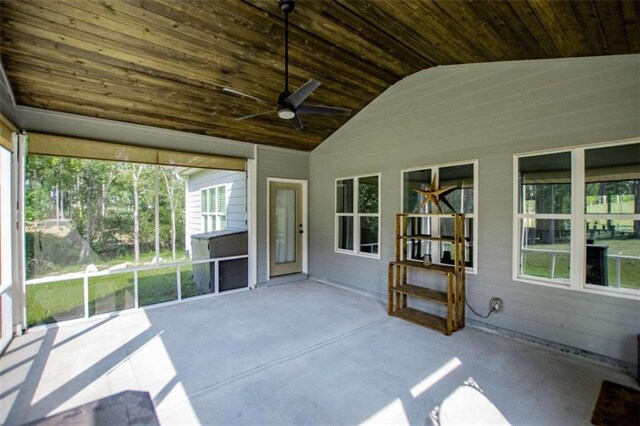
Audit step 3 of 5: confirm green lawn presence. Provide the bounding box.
[27,264,206,326]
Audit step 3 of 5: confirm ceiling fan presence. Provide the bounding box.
[223,0,351,130]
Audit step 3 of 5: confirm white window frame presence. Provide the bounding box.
[400,159,479,274]
[513,137,640,300]
[334,173,381,259]
[201,184,228,232]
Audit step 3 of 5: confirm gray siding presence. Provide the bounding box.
[256,145,310,284]
[309,55,640,364]
[186,169,247,253]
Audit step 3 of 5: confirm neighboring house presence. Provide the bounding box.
[179,168,247,257]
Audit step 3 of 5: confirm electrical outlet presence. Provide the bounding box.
[490,297,502,312]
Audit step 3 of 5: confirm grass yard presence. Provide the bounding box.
[27,264,206,326]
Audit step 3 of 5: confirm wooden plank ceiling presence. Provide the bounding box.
[1,0,638,151]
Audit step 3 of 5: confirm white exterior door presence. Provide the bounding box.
[269,181,304,277]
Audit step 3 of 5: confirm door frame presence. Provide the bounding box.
[266,177,308,280]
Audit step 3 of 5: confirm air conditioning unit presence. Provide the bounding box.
[190,230,248,293]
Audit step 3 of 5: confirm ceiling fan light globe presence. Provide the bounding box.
[278,108,296,119]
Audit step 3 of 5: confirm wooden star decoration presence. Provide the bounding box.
[413,175,457,213]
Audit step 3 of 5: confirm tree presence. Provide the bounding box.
[130,163,147,264]
[77,160,117,261]
[161,167,183,260]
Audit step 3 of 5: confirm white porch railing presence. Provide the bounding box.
[25,254,249,326]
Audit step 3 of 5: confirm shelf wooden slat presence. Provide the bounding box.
[391,307,448,334]
[390,260,455,273]
[392,284,448,305]
[398,235,455,242]
[398,213,459,218]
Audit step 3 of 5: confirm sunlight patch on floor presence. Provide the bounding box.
[431,377,510,426]
[411,357,462,398]
[361,398,410,425]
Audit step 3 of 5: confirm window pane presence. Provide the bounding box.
[519,152,571,214]
[138,267,178,306]
[210,215,217,232]
[359,217,379,254]
[406,217,432,260]
[440,218,474,267]
[403,169,432,213]
[337,216,354,251]
[208,188,216,212]
[202,215,208,232]
[585,143,639,214]
[218,185,226,213]
[358,175,379,213]
[440,164,474,214]
[586,219,639,290]
[219,215,227,230]
[336,179,353,213]
[519,219,571,282]
[201,189,207,212]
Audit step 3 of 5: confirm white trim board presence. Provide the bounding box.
[266,177,309,280]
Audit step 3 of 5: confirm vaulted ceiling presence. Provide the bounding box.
[1,0,638,151]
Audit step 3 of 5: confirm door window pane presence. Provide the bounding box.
[519,152,571,214]
[275,188,296,264]
[336,179,353,213]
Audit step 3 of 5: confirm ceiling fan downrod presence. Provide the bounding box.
[278,0,295,119]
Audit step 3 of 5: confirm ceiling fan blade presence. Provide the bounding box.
[223,87,268,103]
[285,79,321,108]
[296,104,351,116]
[288,114,303,130]
[234,109,275,121]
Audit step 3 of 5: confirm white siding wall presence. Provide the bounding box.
[309,54,640,364]
[186,169,247,254]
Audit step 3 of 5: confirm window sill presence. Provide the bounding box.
[514,275,640,301]
[334,249,381,260]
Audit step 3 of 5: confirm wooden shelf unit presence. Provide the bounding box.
[388,213,466,335]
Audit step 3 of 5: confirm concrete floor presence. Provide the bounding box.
[1,280,637,425]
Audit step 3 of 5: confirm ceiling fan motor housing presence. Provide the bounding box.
[276,90,295,119]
